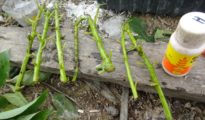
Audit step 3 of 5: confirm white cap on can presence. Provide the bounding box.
[175,12,205,49]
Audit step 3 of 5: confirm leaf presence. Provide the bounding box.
[11,70,51,86]
[154,29,172,40]
[0,50,10,87]
[0,94,17,111]
[0,96,9,108]
[3,92,28,107]
[0,104,17,112]
[0,90,48,120]
[127,17,154,42]
[51,93,78,119]
[16,109,50,120]
[31,109,50,120]
[16,112,39,120]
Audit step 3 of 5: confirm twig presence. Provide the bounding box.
[54,3,68,83]
[72,17,86,82]
[73,7,115,75]
[87,15,115,74]
[15,4,44,91]
[121,25,138,99]
[124,23,172,120]
[33,10,53,83]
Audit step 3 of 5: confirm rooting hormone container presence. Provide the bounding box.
[162,12,205,77]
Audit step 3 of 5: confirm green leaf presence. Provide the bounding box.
[0,96,9,108]
[16,109,50,120]
[0,104,17,112]
[3,92,28,107]
[16,112,39,120]
[31,109,50,120]
[0,90,48,119]
[154,29,172,40]
[127,17,154,42]
[0,95,17,111]
[0,50,10,87]
[11,70,51,86]
[52,93,78,119]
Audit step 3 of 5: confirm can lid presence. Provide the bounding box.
[175,12,205,49]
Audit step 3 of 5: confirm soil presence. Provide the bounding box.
[0,0,205,120]
[8,77,205,120]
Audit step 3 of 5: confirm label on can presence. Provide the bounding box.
[162,43,199,75]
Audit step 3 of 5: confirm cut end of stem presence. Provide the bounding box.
[60,73,68,83]
[14,85,23,92]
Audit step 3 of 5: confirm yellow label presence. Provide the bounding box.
[163,42,199,75]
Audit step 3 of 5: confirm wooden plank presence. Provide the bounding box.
[0,26,205,102]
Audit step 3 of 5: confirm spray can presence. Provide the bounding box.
[162,12,205,77]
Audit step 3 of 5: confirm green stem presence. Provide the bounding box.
[87,16,115,74]
[15,5,44,91]
[121,27,138,99]
[94,5,100,25]
[72,17,86,82]
[33,11,52,83]
[55,3,68,83]
[125,24,172,120]
[140,51,172,120]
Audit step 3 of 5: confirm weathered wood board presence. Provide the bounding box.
[0,26,205,102]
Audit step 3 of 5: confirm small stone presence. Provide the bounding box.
[0,16,4,22]
[105,106,119,117]
[134,109,144,120]
[203,109,205,116]
[129,118,134,120]
[143,107,165,120]
[178,112,196,120]
[0,0,5,10]
[191,107,202,114]
[185,102,191,108]
[173,100,181,108]
[195,117,201,120]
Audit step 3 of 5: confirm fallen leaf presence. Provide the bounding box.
[52,93,78,120]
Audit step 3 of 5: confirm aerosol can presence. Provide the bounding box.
[162,12,205,77]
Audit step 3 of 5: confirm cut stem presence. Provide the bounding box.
[121,26,138,99]
[33,10,53,83]
[87,15,115,74]
[140,50,172,120]
[72,7,115,80]
[55,3,68,83]
[15,5,44,91]
[125,23,172,120]
[72,17,86,81]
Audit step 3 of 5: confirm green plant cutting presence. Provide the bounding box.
[73,8,115,75]
[72,17,86,81]
[33,10,53,83]
[123,23,172,120]
[15,3,45,91]
[54,3,68,83]
[121,25,138,99]
[87,15,115,74]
